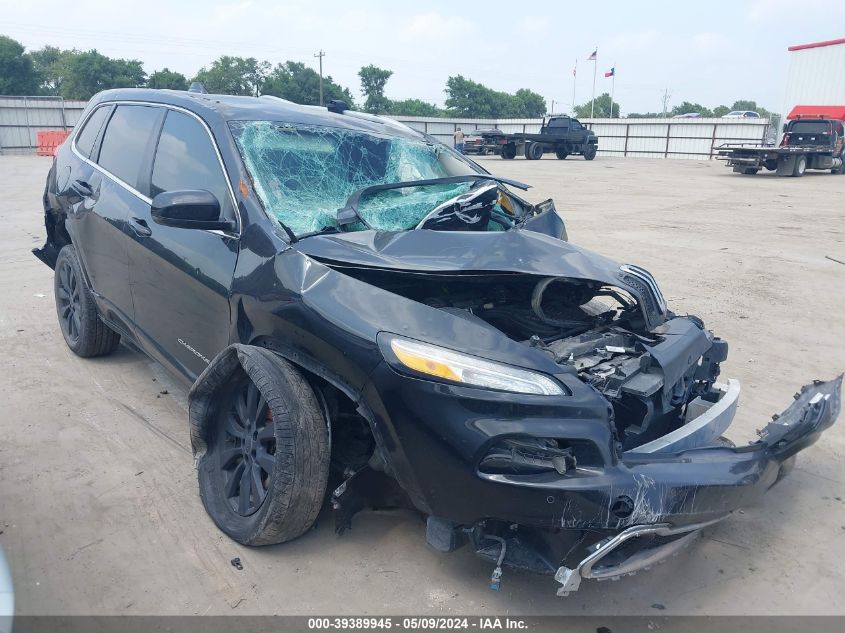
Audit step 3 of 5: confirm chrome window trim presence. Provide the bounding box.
[70,100,242,237]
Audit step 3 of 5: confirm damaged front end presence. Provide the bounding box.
[221,115,841,596]
[551,375,841,595]
[294,228,842,596]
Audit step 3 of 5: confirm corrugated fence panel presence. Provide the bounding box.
[0,97,768,158]
[0,97,86,154]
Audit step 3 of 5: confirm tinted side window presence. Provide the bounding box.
[74,106,110,158]
[151,110,233,218]
[97,105,161,189]
[571,120,583,130]
[548,118,568,128]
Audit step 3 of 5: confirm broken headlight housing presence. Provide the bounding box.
[382,335,565,396]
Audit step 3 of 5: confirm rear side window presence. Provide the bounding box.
[74,106,110,158]
[97,105,161,189]
[151,110,233,219]
[548,118,569,128]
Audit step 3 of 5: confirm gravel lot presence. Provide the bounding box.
[1,153,843,616]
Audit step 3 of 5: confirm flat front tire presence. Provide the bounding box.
[53,245,120,357]
[197,351,330,545]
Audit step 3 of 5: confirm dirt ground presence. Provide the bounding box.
[1,153,843,616]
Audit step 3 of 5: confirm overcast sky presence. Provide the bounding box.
[4,0,844,114]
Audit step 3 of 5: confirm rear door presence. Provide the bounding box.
[126,108,240,381]
[70,103,163,334]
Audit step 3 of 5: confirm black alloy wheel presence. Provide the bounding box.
[220,380,277,516]
[56,259,82,345]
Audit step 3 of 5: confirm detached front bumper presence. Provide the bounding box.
[551,375,841,595]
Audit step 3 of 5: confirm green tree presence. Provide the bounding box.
[192,56,269,96]
[712,105,730,117]
[444,75,545,118]
[0,35,39,95]
[262,61,354,106]
[358,64,393,113]
[574,93,619,118]
[671,101,713,117]
[60,50,145,99]
[387,98,444,117]
[510,88,547,118]
[28,45,65,95]
[445,75,503,117]
[147,68,188,90]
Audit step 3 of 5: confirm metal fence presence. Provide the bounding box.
[0,96,87,155]
[392,116,770,160]
[1,96,769,160]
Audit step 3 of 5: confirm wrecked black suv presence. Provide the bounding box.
[36,88,841,596]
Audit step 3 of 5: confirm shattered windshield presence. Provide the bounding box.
[230,121,490,236]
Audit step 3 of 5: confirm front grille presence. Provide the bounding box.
[618,265,667,327]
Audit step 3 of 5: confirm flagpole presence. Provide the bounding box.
[610,65,615,118]
[571,59,577,115]
[590,47,597,119]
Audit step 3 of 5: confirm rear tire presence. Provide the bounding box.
[198,352,330,545]
[793,155,806,177]
[525,142,544,160]
[500,143,516,159]
[583,144,597,160]
[555,149,569,160]
[53,245,121,357]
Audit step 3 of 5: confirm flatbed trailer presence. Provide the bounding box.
[714,106,845,176]
[714,144,844,176]
[488,116,599,161]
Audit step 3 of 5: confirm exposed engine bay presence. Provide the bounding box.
[324,266,727,450]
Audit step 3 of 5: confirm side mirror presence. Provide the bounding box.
[150,190,234,231]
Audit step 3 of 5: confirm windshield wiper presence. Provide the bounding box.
[336,174,531,228]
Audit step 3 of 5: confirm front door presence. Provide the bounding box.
[126,108,240,381]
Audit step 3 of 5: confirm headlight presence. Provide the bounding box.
[385,336,564,396]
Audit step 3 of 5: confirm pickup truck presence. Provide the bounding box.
[715,106,845,176]
[490,116,599,161]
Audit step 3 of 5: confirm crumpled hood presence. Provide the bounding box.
[294,227,627,285]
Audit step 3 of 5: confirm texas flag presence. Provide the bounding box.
[587,49,597,60]
[605,67,615,77]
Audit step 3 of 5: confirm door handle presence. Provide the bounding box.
[70,179,94,198]
[129,217,152,237]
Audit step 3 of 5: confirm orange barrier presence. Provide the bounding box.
[36,130,71,157]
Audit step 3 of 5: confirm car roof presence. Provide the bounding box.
[87,88,423,139]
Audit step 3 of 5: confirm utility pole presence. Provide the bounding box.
[314,50,325,106]
[661,87,671,118]
[571,59,577,115]
[551,99,555,115]
[590,48,598,119]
